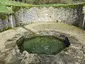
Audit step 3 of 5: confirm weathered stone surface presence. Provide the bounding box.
[21,51,40,64]
[5,46,22,64]
[0,23,85,64]
[83,6,85,29]
[18,0,85,4]
[2,30,85,64]
[0,4,84,31]
[0,15,16,31]
[15,6,84,27]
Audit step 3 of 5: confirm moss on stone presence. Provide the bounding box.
[0,14,7,20]
[12,6,21,12]
[0,26,12,32]
[34,4,78,8]
[12,3,83,9]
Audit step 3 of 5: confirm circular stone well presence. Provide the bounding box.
[1,23,85,64]
[3,28,85,64]
[17,35,70,55]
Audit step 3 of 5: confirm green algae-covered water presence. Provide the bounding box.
[21,36,66,55]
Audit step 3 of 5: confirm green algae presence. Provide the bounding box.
[21,36,66,55]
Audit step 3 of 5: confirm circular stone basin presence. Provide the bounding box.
[18,36,70,55]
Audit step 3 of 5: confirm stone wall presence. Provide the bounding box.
[15,6,83,26]
[0,15,16,31]
[0,4,85,31]
[13,0,85,4]
[0,16,10,31]
[83,5,85,29]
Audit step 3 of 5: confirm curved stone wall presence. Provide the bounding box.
[0,23,85,64]
[2,29,85,64]
[13,0,85,4]
[15,5,83,27]
[0,4,85,31]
